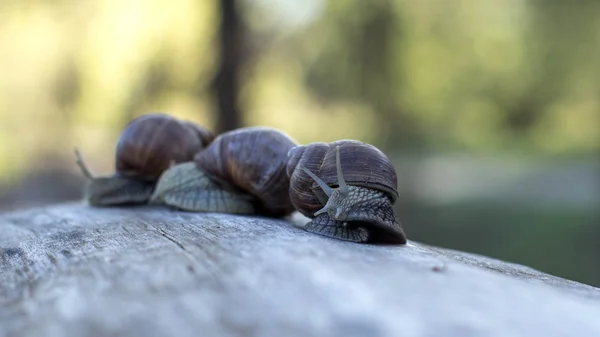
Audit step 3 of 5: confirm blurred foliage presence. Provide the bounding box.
[0,0,218,179]
[408,201,599,286]
[299,0,600,151]
[0,1,598,286]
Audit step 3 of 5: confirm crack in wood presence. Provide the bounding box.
[159,228,187,251]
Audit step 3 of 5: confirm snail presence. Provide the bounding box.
[286,140,407,244]
[150,126,298,217]
[74,113,214,206]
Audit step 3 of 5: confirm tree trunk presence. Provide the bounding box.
[1,203,599,337]
[211,0,244,134]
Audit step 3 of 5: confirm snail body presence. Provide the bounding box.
[75,113,214,206]
[286,140,407,244]
[151,126,298,217]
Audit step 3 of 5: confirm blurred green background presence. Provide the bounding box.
[0,1,598,286]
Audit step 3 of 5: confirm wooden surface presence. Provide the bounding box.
[1,203,599,337]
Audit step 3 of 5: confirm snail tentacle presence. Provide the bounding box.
[301,161,406,243]
[306,147,353,217]
[334,146,349,196]
[299,164,333,197]
[303,189,406,243]
[74,148,94,179]
[75,114,214,207]
[288,140,407,244]
[312,145,351,217]
[74,148,155,206]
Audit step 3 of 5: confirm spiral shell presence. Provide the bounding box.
[115,113,214,181]
[286,140,398,218]
[193,126,298,216]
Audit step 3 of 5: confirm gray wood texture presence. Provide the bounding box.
[1,203,599,337]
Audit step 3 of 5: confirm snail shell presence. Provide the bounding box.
[150,126,298,217]
[75,113,214,206]
[115,113,214,181]
[286,140,406,244]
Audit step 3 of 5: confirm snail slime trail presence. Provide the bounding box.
[151,127,298,217]
[287,141,407,244]
[74,113,214,207]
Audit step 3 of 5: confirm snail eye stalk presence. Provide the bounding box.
[74,148,94,179]
[335,146,349,196]
[299,164,333,198]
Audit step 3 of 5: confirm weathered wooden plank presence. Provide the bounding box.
[0,203,599,337]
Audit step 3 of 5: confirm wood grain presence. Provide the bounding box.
[1,203,599,337]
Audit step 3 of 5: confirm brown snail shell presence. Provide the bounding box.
[286,140,406,244]
[150,126,298,217]
[115,113,214,181]
[287,140,399,216]
[75,113,214,206]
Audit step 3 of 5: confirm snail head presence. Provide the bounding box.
[299,146,362,222]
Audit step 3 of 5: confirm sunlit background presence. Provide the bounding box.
[0,0,598,286]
